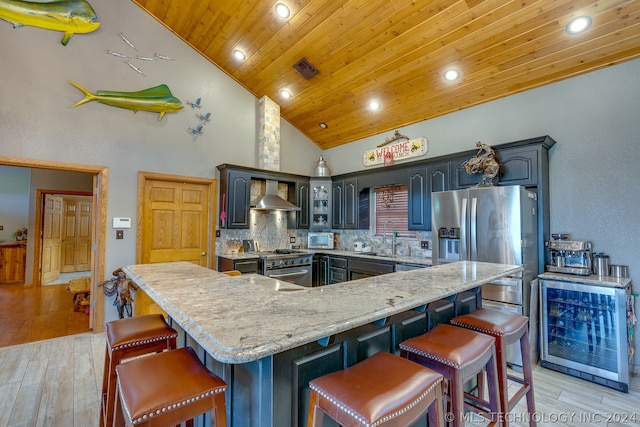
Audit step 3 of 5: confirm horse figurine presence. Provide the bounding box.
[462,142,501,186]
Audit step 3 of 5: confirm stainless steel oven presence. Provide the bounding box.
[259,250,314,287]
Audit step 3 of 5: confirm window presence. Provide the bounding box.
[373,185,415,238]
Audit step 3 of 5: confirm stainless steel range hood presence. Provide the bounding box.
[252,180,300,211]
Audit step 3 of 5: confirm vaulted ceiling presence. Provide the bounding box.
[133,0,640,149]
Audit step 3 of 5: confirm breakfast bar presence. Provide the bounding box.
[123,260,522,427]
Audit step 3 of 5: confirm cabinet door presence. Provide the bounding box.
[331,181,344,228]
[450,156,482,189]
[291,344,344,427]
[312,257,319,287]
[319,256,329,285]
[407,167,427,230]
[408,163,449,231]
[295,180,310,229]
[343,179,358,229]
[310,179,331,230]
[227,170,251,229]
[329,267,346,284]
[497,146,539,185]
[0,245,26,283]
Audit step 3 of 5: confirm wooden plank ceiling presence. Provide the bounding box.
[133,0,640,149]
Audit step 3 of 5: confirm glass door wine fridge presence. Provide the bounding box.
[540,278,633,392]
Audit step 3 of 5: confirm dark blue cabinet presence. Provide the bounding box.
[408,162,449,230]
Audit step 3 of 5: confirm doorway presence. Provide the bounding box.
[0,156,108,333]
[40,192,93,286]
[136,171,216,266]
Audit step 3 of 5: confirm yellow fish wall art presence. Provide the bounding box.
[68,81,184,120]
[0,0,100,46]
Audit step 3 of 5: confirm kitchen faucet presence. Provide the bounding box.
[382,220,397,256]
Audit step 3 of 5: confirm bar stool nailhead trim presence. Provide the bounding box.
[399,344,491,370]
[310,376,442,427]
[119,382,228,425]
[111,334,178,351]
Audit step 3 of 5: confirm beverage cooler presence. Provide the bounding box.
[539,277,634,392]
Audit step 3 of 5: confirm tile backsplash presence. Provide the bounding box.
[217,211,432,259]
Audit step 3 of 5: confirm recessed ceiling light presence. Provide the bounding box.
[319,122,328,129]
[280,89,291,99]
[566,16,592,34]
[275,3,290,18]
[443,69,460,81]
[233,49,246,61]
[369,100,380,110]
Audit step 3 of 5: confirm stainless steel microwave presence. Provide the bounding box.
[308,232,334,249]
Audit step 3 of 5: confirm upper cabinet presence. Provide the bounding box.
[332,178,365,229]
[408,162,450,230]
[310,178,332,230]
[331,180,344,229]
[450,142,543,190]
[344,179,358,229]
[217,164,310,229]
[217,136,554,248]
[495,146,539,186]
[224,169,252,229]
[288,179,310,229]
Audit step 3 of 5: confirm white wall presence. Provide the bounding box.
[326,59,640,367]
[0,167,31,243]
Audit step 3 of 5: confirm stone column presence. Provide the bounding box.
[258,95,280,172]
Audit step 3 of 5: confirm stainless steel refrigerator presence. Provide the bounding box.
[432,186,539,365]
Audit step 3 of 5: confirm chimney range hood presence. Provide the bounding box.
[252,180,300,211]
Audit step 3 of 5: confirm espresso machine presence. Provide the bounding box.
[545,234,592,276]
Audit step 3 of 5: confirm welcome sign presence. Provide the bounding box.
[363,137,428,166]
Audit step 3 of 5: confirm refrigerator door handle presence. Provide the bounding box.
[470,197,478,260]
[461,197,468,260]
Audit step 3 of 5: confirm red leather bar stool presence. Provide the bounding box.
[400,324,502,427]
[307,351,445,427]
[451,308,536,426]
[114,347,227,427]
[100,314,178,427]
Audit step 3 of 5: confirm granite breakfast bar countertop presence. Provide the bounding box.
[123,260,521,364]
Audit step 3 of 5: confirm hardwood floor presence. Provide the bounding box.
[0,283,91,348]
[0,331,637,427]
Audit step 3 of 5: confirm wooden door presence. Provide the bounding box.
[41,195,63,284]
[60,197,92,272]
[139,176,214,266]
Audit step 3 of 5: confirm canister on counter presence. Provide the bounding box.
[592,253,610,276]
[609,264,629,278]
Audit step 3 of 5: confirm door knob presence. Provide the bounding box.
[200,252,207,256]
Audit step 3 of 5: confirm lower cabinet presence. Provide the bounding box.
[0,243,26,284]
[217,256,259,274]
[314,255,397,284]
[347,258,395,281]
[328,257,347,284]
